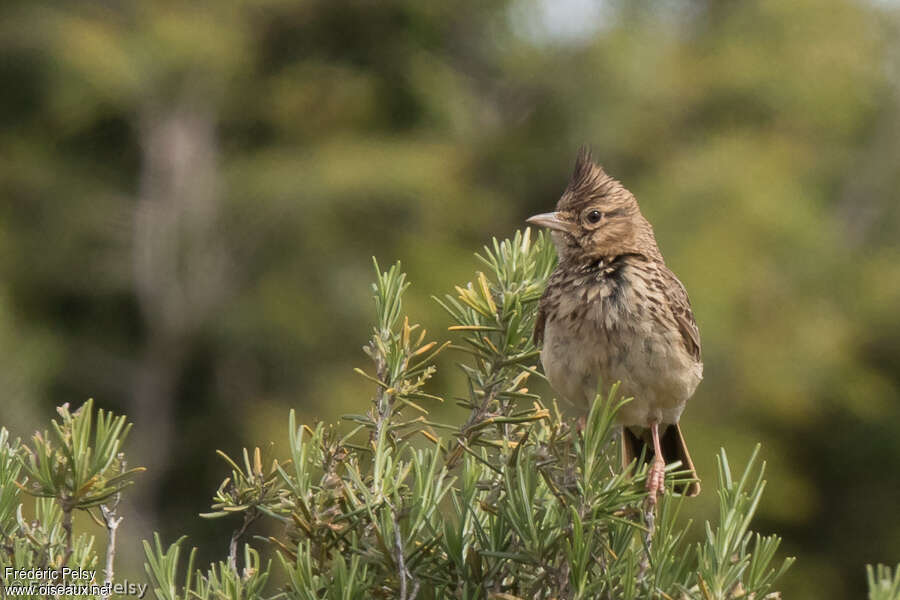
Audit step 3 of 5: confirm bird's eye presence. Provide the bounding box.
[585,210,603,224]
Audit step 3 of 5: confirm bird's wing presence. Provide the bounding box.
[660,266,701,362]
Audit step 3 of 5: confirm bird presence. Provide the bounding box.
[527,147,702,504]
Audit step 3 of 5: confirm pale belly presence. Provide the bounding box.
[540,293,702,427]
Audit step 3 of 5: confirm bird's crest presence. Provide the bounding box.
[559,146,627,211]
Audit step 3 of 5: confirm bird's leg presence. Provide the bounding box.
[646,422,666,506]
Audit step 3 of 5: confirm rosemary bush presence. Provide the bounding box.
[0,401,142,599]
[0,230,895,599]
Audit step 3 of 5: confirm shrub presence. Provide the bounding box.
[1,230,894,599]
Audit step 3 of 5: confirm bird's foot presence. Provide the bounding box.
[645,456,666,506]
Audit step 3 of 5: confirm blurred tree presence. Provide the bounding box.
[0,0,898,597]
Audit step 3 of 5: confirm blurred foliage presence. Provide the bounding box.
[0,0,899,597]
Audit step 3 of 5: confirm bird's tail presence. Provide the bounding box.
[621,424,701,497]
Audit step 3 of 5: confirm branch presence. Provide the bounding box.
[228,511,258,571]
[638,498,655,580]
[393,510,419,600]
[445,377,502,469]
[100,499,123,597]
[59,499,74,572]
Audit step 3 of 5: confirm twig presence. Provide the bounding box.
[394,513,408,600]
[59,500,74,571]
[446,378,502,469]
[228,511,258,571]
[228,508,260,572]
[392,511,419,600]
[638,497,656,579]
[99,454,128,597]
[372,350,393,449]
[100,499,123,597]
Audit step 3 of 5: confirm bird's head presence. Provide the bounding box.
[527,147,660,264]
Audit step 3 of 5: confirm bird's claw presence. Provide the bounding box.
[646,456,666,506]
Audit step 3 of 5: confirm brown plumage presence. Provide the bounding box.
[528,147,701,503]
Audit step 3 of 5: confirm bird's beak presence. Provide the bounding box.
[526,211,575,234]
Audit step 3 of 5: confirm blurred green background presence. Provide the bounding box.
[1,0,899,596]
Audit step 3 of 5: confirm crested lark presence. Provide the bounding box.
[528,148,702,504]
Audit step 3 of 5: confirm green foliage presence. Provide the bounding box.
[868,564,900,600]
[435,229,556,468]
[694,447,794,598]
[191,545,271,600]
[2,230,897,598]
[143,534,198,600]
[278,540,371,600]
[135,231,799,599]
[0,427,23,540]
[202,448,283,521]
[20,400,142,510]
[0,402,138,599]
